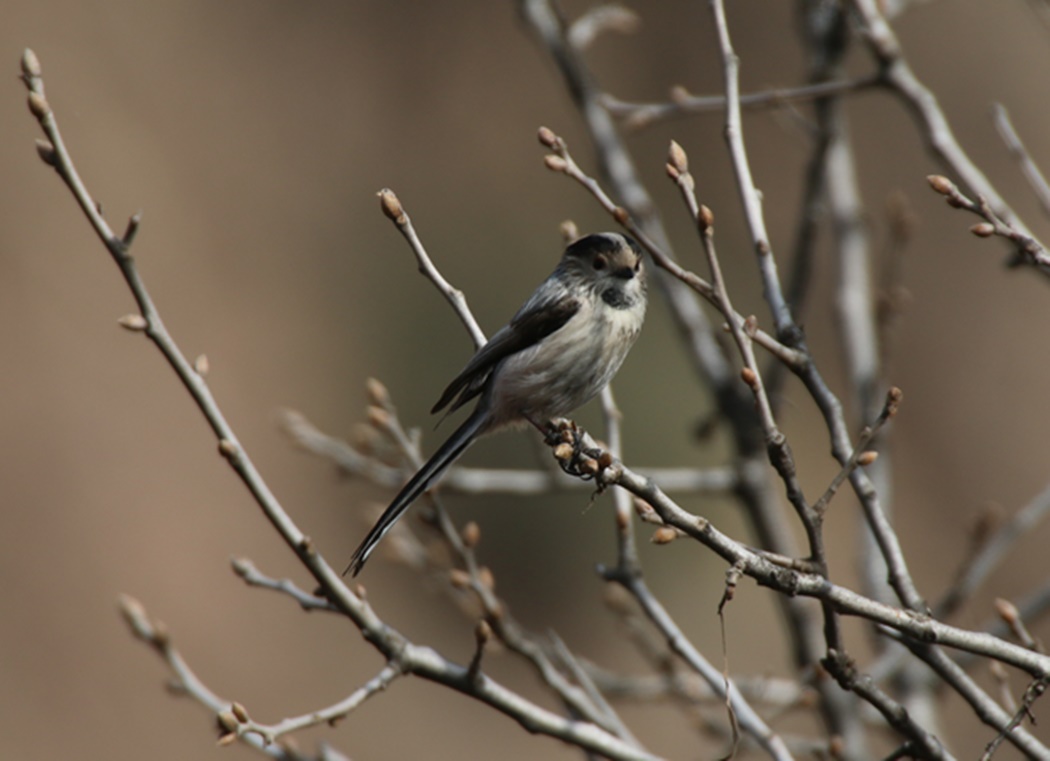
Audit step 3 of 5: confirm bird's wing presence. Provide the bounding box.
[431,292,581,415]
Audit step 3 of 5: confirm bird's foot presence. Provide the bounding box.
[545,419,607,480]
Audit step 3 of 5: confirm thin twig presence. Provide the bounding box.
[377,189,486,349]
[603,74,881,132]
[991,104,1050,217]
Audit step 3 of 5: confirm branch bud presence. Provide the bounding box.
[668,140,688,175]
[231,702,250,723]
[856,451,878,467]
[366,405,389,429]
[461,521,481,548]
[994,597,1019,624]
[543,154,568,172]
[927,175,954,196]
[117,313,148,331]
[194,354,210,376]
[35,139,57,166]
[27,91,50,120]
[537,125,558,148]
[449,568,471,589]
[365,377,389,406]
[21,49,42,80]
[377,188,405,224]
[652,526,677,544]
[970,223,995,238]
[216,710,240,733]
[698,204,715,231]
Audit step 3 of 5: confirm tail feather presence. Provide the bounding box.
[344,407,488,576]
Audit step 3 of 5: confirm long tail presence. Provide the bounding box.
[344,406,489,576]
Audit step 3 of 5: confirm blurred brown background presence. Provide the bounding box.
[3,1,1050,758]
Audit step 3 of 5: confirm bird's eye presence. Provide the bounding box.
[592,255,608,271]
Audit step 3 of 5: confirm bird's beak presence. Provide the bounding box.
[612,266,636,280]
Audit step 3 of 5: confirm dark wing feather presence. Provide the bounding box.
[431,293,581,415]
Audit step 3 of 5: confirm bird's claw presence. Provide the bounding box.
[546,419,606,480]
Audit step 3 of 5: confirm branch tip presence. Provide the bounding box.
[377,188,405,224]
[365,377,390,406]
[927,175,954,195]
[21,48,42,80]
[668,140,688,174]
[699,204,715,231]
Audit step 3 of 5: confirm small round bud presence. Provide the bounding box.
[544,154,568,172]
[633,497,655,518]
[217,732,238,747]
[217,710,239,733]
[461,521,481,548]
[597,451,614,469]
[151,619,170,648]
[698,205,715,231]
[668,140,688,174]
[21,49,42,79]
[27,91,50,120]
[970,223,995,238]
[118,313,148,331]
[377,188,404,223]
[231,702,250,722]
[449,568,471,589]
[194,354,209,376]
[670,85,689,104]
[927,175,954,195]
[475,619,492,645]
[740,367,758,388]
[537,126,558,148]
[856,451,878,466]
[994,597,1019,623]
[35,139,57,166]
[553,442,574,461]
[612,206,630,225]
[231,557,252,577]
[946,195,967,209]
[652,526,678,544]
[477,566,496,591]
[365,377,390,406]
[366,405,390,429]
[578,458,599,477]
[218,438,238,458]
[559,220,579,242]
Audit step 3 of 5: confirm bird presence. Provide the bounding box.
[345,232,647,576]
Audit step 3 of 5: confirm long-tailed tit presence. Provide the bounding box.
[345,232,647,576]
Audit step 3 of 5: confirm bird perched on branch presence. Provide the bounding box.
[346,232,647,576]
